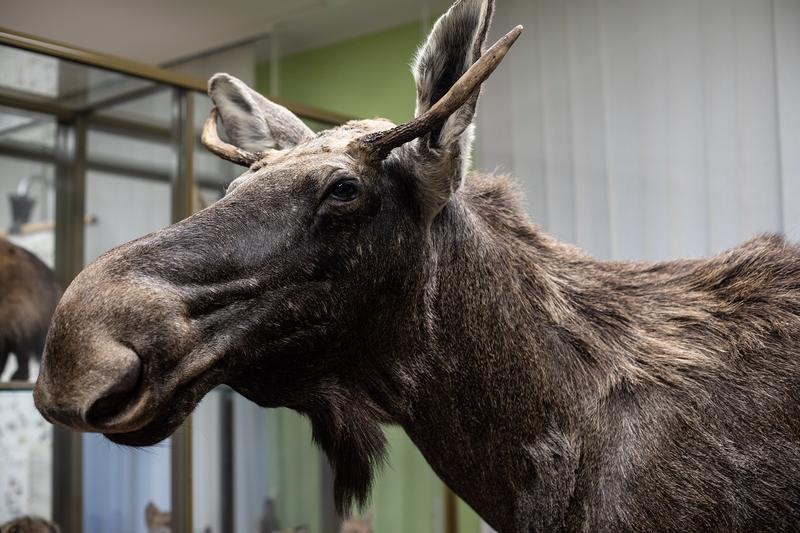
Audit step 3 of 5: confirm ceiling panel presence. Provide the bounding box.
[0,0,451,65]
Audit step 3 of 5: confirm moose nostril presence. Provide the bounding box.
[87,384,138,424]
[84,345,143,428]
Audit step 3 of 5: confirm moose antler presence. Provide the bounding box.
[201,108,266,167]
[354,24,524,161]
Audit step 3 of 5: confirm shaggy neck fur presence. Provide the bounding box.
[404,174,600,529]
[333,173,800,532]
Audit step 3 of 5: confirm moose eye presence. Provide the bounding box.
[328,180,360,202]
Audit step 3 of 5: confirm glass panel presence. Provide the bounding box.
[1,36,352,533]
[0,75,57,531]
[193,390,326,533]
[0,46,157,110]
[93,84,172,124]
[234,396,272,532]
[0,47,59,98]
[0,106,57,385]
[81,81,175,533]
[0,41,203,532]
[0,107,56,152]
[83,436,171,533]
[0,387,54,524]
[192,390,224,533]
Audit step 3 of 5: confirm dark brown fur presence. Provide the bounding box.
[403,175,800,531]
[33,1,800,531]
[0,238,61,381]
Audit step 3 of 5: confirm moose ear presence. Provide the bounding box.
[353,0,518,222]
[208,73,314,152]
[409,0,494,216]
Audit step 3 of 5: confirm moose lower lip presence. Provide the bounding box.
[104,419,176,447]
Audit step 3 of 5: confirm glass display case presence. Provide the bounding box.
[0,28,346,533]
[0,26,472,533]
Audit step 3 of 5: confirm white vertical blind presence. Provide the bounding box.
[475,0,800,261]
[776,0,800,237]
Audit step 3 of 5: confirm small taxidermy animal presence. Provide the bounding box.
[144,502,170,533]
[0,516,60,533]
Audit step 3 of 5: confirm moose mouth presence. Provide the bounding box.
[101,367,221,446]
[42,341,227,447]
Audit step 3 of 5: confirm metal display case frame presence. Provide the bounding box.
[0,28,349,533]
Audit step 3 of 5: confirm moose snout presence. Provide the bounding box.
[34,339,144,432]
[32,235,207,439]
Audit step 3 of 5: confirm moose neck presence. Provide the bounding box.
[396,176,615,530]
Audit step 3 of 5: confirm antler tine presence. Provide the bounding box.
[356,24,524,161]
[201,108,265,167]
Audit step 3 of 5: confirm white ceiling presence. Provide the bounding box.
[0,0,452,65]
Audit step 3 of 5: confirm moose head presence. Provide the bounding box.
[34,0,521,513]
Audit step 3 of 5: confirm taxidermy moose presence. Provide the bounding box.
[34,0,800,530]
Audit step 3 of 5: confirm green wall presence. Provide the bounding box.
[258,20,482,533]
[266,409,322,531]
[257,21,423,124]
[266,416,481,533]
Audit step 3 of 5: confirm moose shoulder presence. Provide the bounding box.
[33,0,800,531]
